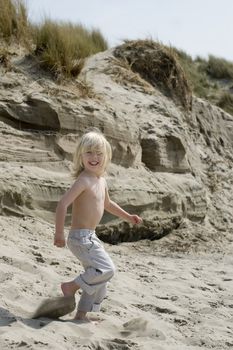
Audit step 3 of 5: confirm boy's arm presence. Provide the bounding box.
[104,186,142,225]
[54,178,86,247]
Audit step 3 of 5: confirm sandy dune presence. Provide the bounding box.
[0,216,232,350]
[1,42,233,350]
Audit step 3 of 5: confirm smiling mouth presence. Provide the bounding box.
[89,161,99,166]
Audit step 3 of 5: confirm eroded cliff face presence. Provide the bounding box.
[0,48,233,244]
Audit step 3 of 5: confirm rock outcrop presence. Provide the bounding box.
[0,46,233,244]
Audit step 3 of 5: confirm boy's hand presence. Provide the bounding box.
[129,214,143,225]
[54,234,66,248]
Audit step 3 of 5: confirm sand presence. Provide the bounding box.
[1,38,233,350]
[0,215,232,350]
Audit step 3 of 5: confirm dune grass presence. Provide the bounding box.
[202,55,233,80]
[113,41,233,115]
[114,40,192,110]
[33,20,108,78]
[0,0,108,79]
[174,51,233,114]
[217,92,233,115]
[0,0,30,44]
[172,49,213,99]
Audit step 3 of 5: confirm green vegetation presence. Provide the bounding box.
[114,40,233,115]
[33,20,108,78]
[172,48,212,99]
[174,51,233,114]
[0,0,108,78]
[217,92,233,115]
[0,0,30,44]
[202,55,233,80]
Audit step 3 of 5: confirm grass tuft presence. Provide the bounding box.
[203,55,233,80]
[164,48,233,116]
[114,40,192,110]
[172,48,213,99]
[217,92,233,115]
[105,56,155,94]
[33,20,108,78]
[0,0,108,79]
[0,0,30,44]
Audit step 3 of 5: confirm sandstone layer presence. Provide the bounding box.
[0,48,232,244]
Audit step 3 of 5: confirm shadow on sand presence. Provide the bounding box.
[0,296,77,329]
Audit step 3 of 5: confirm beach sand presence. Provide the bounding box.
[0,215,232,350]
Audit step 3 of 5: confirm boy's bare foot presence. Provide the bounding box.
[61,281,80,297]
[74,310,89,322]
[74,316,90,323]
[74,311,103,323]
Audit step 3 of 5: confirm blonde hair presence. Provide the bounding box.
[72,130,112,178]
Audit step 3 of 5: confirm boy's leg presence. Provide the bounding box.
[61,280,80,296]
[66,231,115,299]
[75,284,107,320]
[77,284,107,313]
[92,284,107,311]
[74,235,115,294]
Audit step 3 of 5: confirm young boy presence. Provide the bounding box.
[54,130,142,321]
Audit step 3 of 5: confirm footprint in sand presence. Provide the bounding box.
[123,317,148,332]
[91,338,137,350]
[121,317,166,340]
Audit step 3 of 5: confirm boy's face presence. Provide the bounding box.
[81,149,105,176]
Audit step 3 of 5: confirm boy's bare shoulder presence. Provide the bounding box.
[76,171,99,186]
[72,172,89,188]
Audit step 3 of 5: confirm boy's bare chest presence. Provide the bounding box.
[88,184,105,201]
[82,180,105,203]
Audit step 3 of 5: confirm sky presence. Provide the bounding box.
[26,0,233,62]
